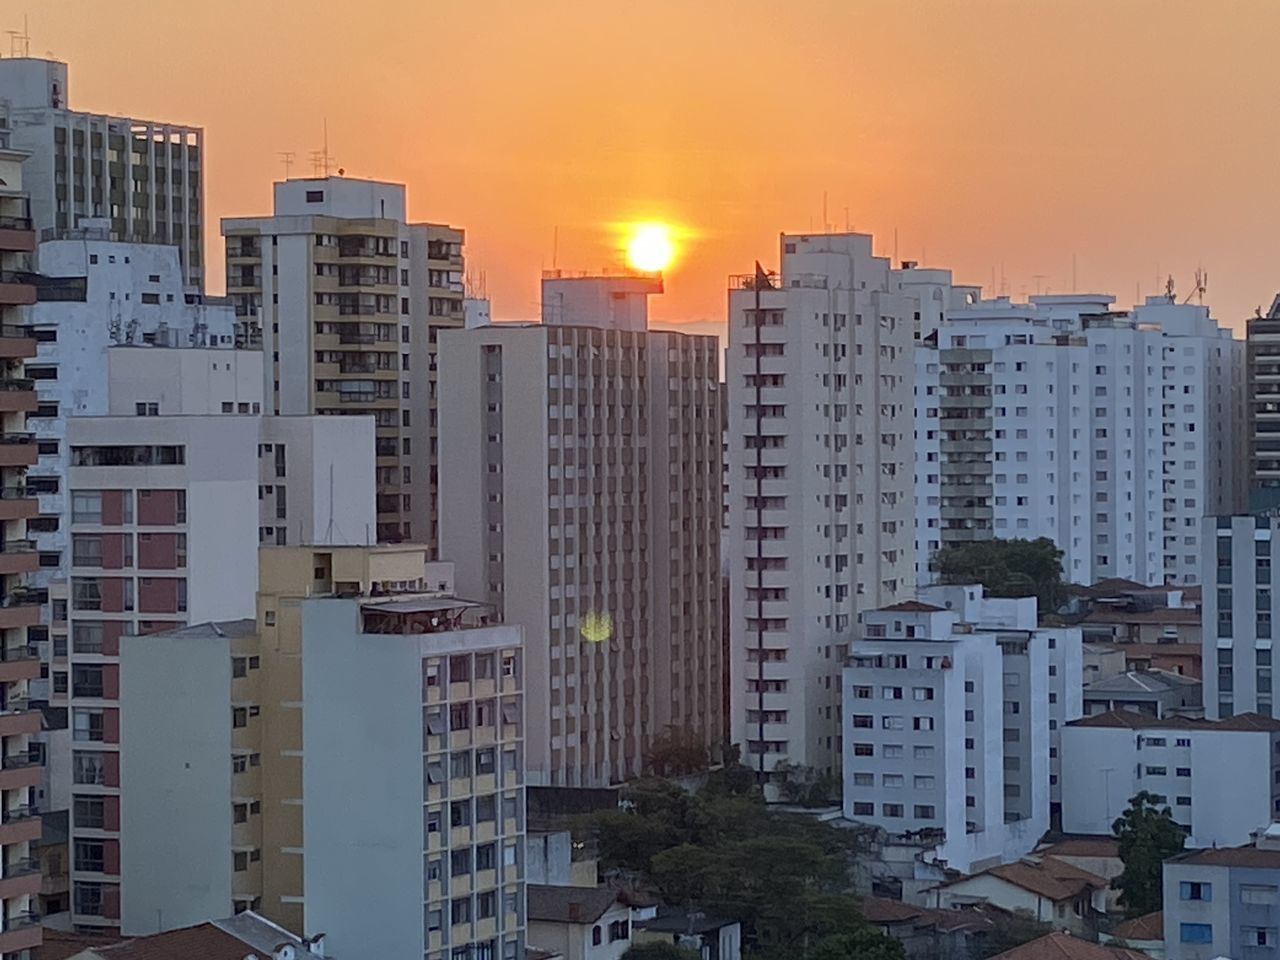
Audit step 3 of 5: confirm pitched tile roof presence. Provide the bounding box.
[1170,843,1280,868]
[1083,669,1200,694]
[526,884,620,925]
[35,930,121,960]
[990,931,1152,960]
[936,856,1108,902]
[88,924,255,960]
[1036,836,1121,859]
[1069,709,1280,732]
[879,601,946,613]
[1109,910,1163,942]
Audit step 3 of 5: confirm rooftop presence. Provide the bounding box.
[526,885,620,925]
[1083,669,1200,695]
[127,619,257,641]
[878,601,946,613]
[635,907,735,935]
[859,896,996,933]
[1169,843,1280,869]
[936,856,1107,902]
[1069,709,1280,732]
[1109,910,1163,942]
[68,912,324,960]
[989,931,1152,960]
[1035,836,1121,860]
[35,929,121,960]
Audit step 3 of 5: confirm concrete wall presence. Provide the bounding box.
[118,629,232,934]
[300,599,425,960]
[106,348,263,415]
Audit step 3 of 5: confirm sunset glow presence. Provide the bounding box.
[626,224,676,273]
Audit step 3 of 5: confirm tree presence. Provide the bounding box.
[934,537,1067,613]
[1113,790,1186,917]
[621,944,700,960]
[644,726,711,777]
[972,911,1054,960]
[809,929,906,960]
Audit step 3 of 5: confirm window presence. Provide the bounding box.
[1242,884,1278,905]
[71,491,103,524]
[609,919,629,942]
[73,796,105,829]
[74,840,105,873]
[914,805,936,818]
[1247,928,1277,948]
[1180,881,1212,901]
[451,897,472,925]
[1145,766,1167,776]
[73,708,104,742]
[305,189,324,203]
[1180,923,1213,944]
[882,803,904,817]
[913,717,935,731]
[592,927,603,947]
[852,802,874,816]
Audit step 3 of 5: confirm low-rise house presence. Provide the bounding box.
[1102,910,1164,960]
[860,896,994,960]
[1083,670,1202,719]
[1034,837,1124,913]
[61,912,327,959]
[528,885,633,960]
[923,856,1109,938]
[1162,824,1280,960]
[1084,643,1129,685]
[632,908,742,960]
[989,930,1152,960]
[1061,711,1280,847]
[1120,645,1201,681]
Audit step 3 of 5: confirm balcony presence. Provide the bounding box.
[0,710,39,738]
[0,330,34,362]
[0,435,35,468]
[0,754,39,791]
[0,645,39,684]
[0,910,42,955]
[0,489,37,522]
[0,594,40,631]
[0,855,40,897]
[0,218,35,255]
[0,382,34,414]
[0,814,39,849]
[0,274,34,308]
[0,542,37,577]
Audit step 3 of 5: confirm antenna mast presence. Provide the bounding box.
[278,151,295,180]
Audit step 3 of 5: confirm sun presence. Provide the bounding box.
[627,224,676,273]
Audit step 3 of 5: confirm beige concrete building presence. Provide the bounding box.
[221,177,464,550]
[110,546,526,960]
[0,134,45,957]
[439,273,723,787]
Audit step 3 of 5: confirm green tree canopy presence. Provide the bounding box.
[933,537,1067,613]
[809,929,906,960]
[621,944,700,960]
[1113,790,1187,917]
[971,910,1054,960]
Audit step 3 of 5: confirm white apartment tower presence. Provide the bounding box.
[222,177,464,549]
[0,58,205,288]
[915,294,1243,587]
[841,598,1053,875]
[726,233,974,783]
[439,273,723,787]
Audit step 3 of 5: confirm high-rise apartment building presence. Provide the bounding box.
[439,273,722,787]
[222,177,464,549]
[917,584,1083,816]
[726,234,973,784]
[0,59,204,288]
[1248,294,1280,511]
[85,547,525,959]
[0,134,44,959]
[841,597,1058,875]
[916,294,1243,587]
[63,415,374,932]
[1202,514,1280,721]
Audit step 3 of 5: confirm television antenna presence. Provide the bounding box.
[6,16,30,58]
[278,151,295,180]
[1182,266,1207,305]
[309,120,335,176]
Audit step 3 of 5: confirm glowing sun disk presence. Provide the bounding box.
[627,224,676,272]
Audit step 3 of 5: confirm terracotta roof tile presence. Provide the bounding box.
[990,931,1152,960]
[1069,709,1280,732]
[1110,911,1163,942]
[92,925,253,960]
[1037,837,1121,859]
[879,601,946,613]
[526,885,620,925]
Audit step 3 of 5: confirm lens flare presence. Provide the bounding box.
[626,224,676,272]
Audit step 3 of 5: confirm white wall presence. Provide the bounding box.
[118,628,232,934]
[301,599,425,960]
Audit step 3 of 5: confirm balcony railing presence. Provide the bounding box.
[0,806,38,825]
[3,858,39,876]
[0,752,36,771]
[0,218,31,232]
[0,488,31,501]
[0,273,34,287]
[0,381,33,393]
[0,910,39,931]
[0,328,30,342]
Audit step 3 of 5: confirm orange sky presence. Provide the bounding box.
[11,0,1280,340]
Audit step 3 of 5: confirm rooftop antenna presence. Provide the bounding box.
[278,151,295,180]
[310,121,334,177]
[1165,274,1176,300]
[7,16,31,58]
[1072,253,1077,291]
[552,226,559,270]
[893,227,899,266]
[1182,266,1207,305]
[822,191,828,233]
[1032,274,1047,296]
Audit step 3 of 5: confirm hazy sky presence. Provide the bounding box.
[13,0,1280,338]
